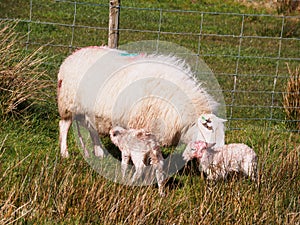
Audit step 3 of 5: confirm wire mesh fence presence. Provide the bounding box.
[0,0,299,132]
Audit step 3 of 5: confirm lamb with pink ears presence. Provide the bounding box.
[183,141,258,181]
[109,126,166,196]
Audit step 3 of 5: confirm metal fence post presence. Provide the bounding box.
[108,0,120,48]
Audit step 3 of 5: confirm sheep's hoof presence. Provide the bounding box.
[94,146,104,158]
[61,151,69,158]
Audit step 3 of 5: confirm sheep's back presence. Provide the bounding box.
[57,46,218,145]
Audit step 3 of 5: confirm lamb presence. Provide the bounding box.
[109,126,166,196]
[183,141,257,181]
[57,46,226,158]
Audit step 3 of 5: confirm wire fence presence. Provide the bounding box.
[1,0,299,132]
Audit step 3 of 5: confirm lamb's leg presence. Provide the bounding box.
[59,119,72,158]
[131,161,145,184]
[154,160,166,197]
[121,154,130,179]
[246,160,258,182]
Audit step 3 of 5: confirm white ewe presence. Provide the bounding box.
[109,126,166,196]
[183,141,257,181]
[57,46,226,158]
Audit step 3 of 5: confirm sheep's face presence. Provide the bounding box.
[198,115,213,131]
[109,126,126,147]
[196,113,226,146]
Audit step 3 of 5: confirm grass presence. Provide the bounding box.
[0,0,299,224]
[0,21,54,118]
[283,64,300,131]
[0,121,299,224]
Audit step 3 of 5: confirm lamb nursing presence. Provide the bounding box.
[109,126,166,196]
[183,141,258,181]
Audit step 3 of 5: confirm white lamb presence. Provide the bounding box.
[109,126,166,196]
[183,141,257,181]
[57,46,226,158]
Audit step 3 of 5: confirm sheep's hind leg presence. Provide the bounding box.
[59,119,72,158]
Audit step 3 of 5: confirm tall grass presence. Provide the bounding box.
[283,64,300,131]
[0,21,53,118]
[276,0,300,15]
[0,126,299,224]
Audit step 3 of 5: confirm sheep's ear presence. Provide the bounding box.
[218,118,227,123]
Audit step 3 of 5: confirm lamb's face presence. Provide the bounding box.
[109,126,126,146]
[183,140,208,161]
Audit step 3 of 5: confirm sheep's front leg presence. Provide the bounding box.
[59,119,72,158]
[87,122,104,157]
[75,120,90,158]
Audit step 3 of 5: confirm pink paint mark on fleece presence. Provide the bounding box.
[71,45,109,55]
[86,45,109,50]
[57,79,62,89]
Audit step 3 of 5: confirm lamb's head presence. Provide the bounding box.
[182,141,206,161]
[109,126,126,147]
[196,113,226,148]
[182,140,215,161]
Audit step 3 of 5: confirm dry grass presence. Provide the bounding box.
[276,0,300,14]
[283,64,300,131]
[236,0,300,14]
[0,129,299,224]
[0,21,53,118]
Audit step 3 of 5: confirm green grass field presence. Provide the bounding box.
[0,0,299,224]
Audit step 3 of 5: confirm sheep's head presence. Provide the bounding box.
[182,140,215,161]
[196,113,226,147]
[109,126,126,147]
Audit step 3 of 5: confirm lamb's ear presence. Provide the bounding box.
[135,130,145,139]
[112,130,121,137]
[207,143,216,148]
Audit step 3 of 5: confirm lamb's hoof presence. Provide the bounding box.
[159,191,166,197]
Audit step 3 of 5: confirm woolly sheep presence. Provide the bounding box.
[57,46,226,158]
[183,141,258,181]
[109,126,166,196]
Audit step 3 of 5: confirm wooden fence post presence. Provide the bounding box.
[108,0,120,48]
